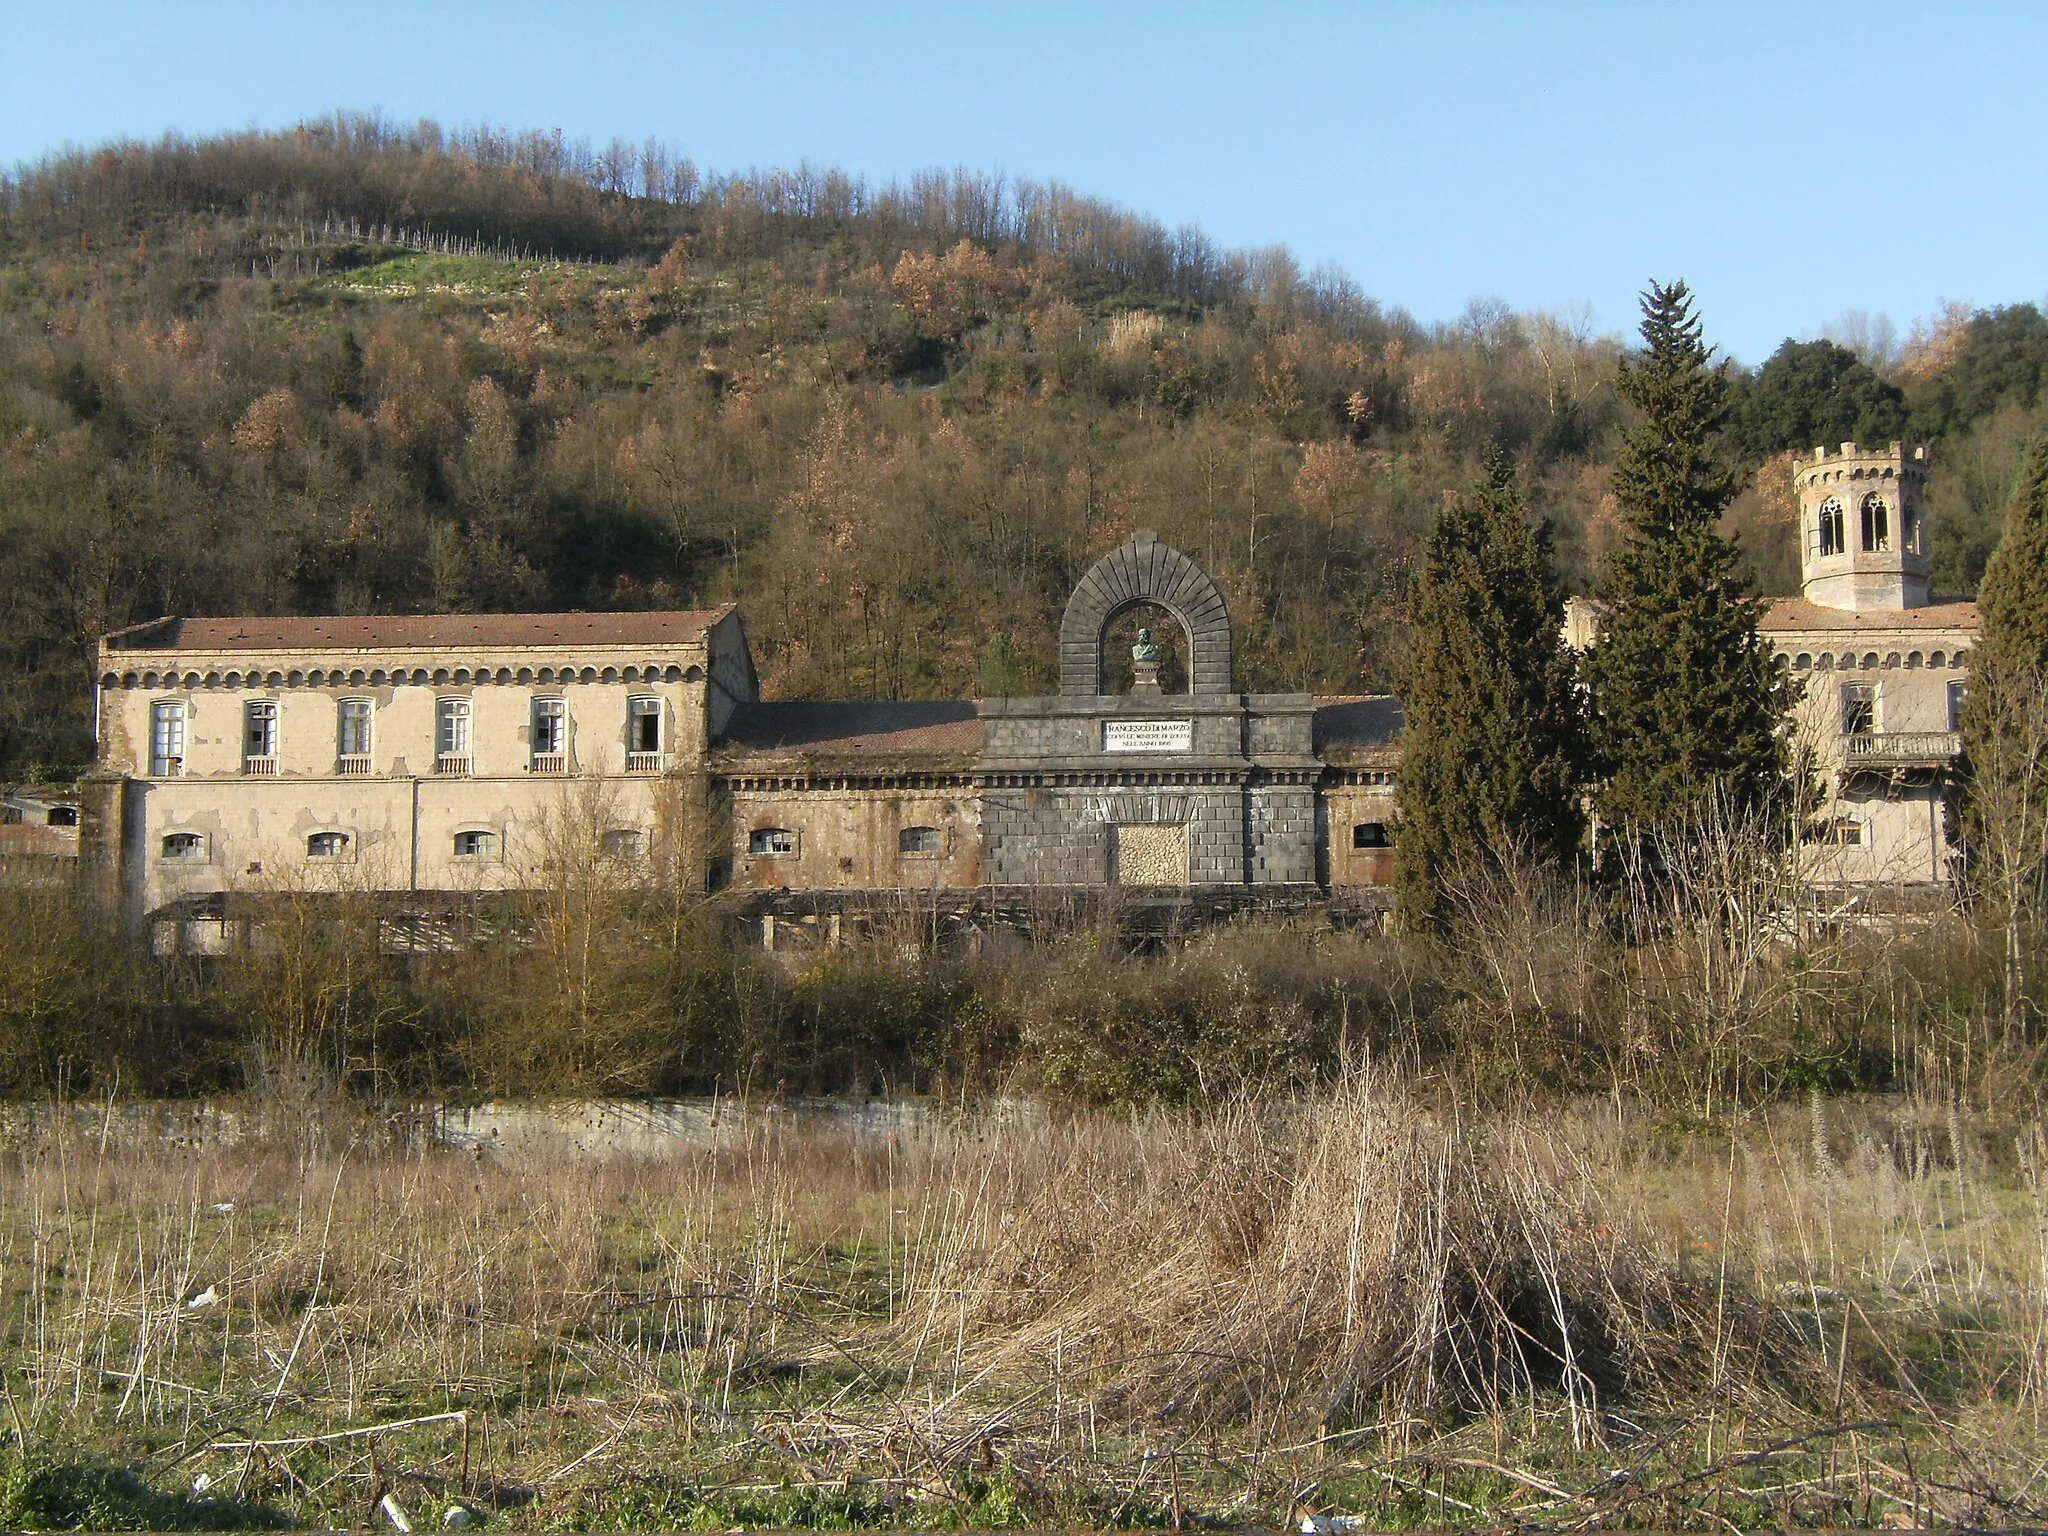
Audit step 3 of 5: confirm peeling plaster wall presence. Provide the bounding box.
[729,786,981,890]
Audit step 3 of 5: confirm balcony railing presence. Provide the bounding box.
[626,751,665,774]
[1841,730,1961,763]
[436,754,473,776]
[529,752,566,775]
[336,755,374,777]
[243,756,278,776]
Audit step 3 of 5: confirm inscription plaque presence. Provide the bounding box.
[1103,719,1193,753]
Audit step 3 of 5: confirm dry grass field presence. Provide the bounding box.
[1,1074,2045,1530]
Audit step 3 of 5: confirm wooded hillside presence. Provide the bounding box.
[3,114,2045,776]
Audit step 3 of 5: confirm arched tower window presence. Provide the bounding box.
[1817,496,1845,557]
[1861,493,1890,552]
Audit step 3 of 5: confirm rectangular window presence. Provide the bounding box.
[453,829,500,859]
[628,697,662,753]
[150,701,186,777]
[338,698,373,758]
[1351,822,1390,849]
[437,698,472,756]
[532,698,565,755]
[1840,683,1877,737]
[749,827,797,856]
[1947,679,1967,733]
[242,700,276,765]
[898,826,942,855]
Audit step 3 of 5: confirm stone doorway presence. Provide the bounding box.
[1111,823,1190,885]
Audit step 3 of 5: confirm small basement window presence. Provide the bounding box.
[600,829,645,858]
[161,832,206,861]
[453,830,501,859]
[306,831,351,859]
[749,827,797,856]
[1351,822,1390,849]
[898,825,942,855]
[1807,817,1865,847]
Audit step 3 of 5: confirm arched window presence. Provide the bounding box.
[150,700,186,777]
[749,827,797,856]
[1903,502,1923,554]
[1817,496,1845,556]
[898,826,942,855]
[307,831,350,859]
[160,832,206,861]
[531,697,566,769]
[600,829,645,858]
[337,698,373,765]
[627,696,663,763]
[1861,493,1890,552]
[453,830,500,859]
[1840,682,1877,737]
[243,700,278,770]
[437,698,472,772]
[1351,822,1391,849]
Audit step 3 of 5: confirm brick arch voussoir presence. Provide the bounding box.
[1058,533,1233,696]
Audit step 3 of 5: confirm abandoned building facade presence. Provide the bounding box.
[81,448,1975,934]
[1763,442,1976,888]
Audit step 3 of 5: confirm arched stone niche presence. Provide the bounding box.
[1059,531,1232,696]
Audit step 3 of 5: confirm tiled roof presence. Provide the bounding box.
[103,610,730,653]
[1760,598,1979,633]
[1311,695,1405,752]
[714,701,983,765]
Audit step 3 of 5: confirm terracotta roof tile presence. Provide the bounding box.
[714,701,982,764]
[103,610,729,653]
[1311,695,1404,751]
[1760,598,1979,633]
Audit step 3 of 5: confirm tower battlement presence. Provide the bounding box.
[1793,441,1931,611]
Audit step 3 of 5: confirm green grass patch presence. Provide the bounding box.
[0,1450,291,1532]
[325,252,620,298]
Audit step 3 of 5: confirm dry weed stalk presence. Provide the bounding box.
[0,1078,2045,1525]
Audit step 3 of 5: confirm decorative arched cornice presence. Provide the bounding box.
[1058,531,1232,696]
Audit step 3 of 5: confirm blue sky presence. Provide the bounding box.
[4,0,2042,365]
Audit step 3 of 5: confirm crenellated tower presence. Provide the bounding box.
[1794,441,1930,610]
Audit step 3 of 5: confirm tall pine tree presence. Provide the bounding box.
[1583,281,1785,837]
[1396,448,1585,933]
[1959,438,2048,1023]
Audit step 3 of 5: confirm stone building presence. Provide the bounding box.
[80,478,1973,938]
[86,609,756,926]
[1762,442,1976,889]
[82,537,1403,935]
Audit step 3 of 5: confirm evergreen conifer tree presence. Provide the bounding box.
[1958,438,2048,1021]
[1395,448,1584,933]
[1583,282,1785,837]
